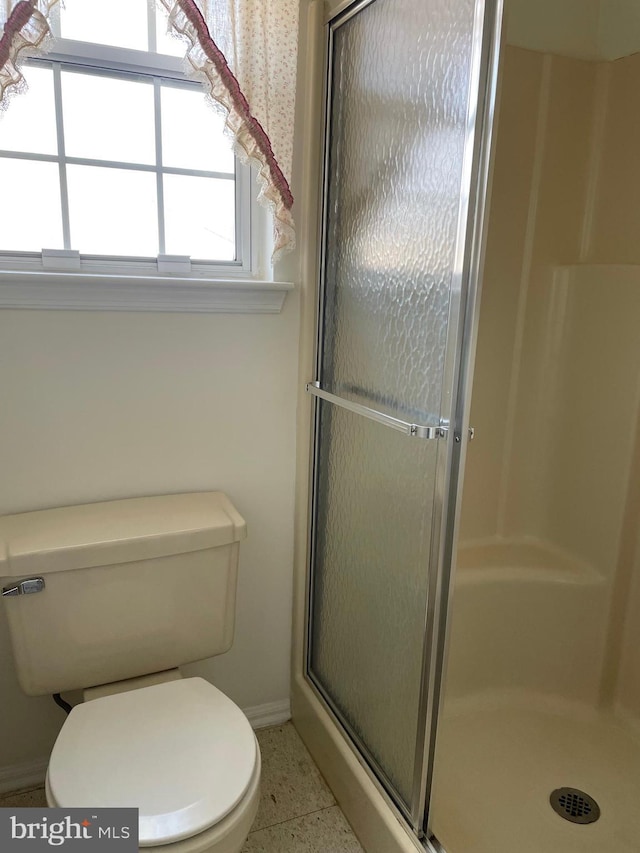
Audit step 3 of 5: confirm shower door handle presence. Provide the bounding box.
[306,381,448,439]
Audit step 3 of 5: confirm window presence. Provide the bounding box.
[0,0,264,284]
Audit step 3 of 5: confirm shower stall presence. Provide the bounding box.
[295,0,640,851]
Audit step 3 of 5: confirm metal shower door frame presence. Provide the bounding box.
[304,0,504,841]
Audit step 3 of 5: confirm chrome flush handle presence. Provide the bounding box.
[2,577,46,597]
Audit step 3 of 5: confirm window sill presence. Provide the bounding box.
[0,270,294,314]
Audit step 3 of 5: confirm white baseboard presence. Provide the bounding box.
[243,698,291,730]
[0,699,291,798]
[0,758,48,796]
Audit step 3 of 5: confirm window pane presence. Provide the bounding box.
[60,0,149,51]
[164,174,235,260]
[67,165,158,256]
[0,66,57,155]
[155,9,185,57]
[62,71,155,165]
[0,159,63,251]
[161,86,234,173]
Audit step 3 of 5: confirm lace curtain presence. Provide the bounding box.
[0,0,299,260]
[0,2,57,104]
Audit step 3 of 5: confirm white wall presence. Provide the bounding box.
[506,0,600,60]
[0,297,300,772]
[506,0,640,60]
[598,0,640,59]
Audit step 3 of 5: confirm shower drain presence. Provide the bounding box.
[549,788,601,824]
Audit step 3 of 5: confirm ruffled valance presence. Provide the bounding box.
[0,1,57,109]
[0,0,298,261]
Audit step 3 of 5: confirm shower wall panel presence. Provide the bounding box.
[457,47,542,543]
[589,52,640,264]
[463,47,640,571]
[617,538,640,718]
[459,48,599,548]
[455,44,640,717]
[584,51,640,718]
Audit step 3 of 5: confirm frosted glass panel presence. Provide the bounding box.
[312,402,438,804]
[320,0,475,421]
[309,0,478,817]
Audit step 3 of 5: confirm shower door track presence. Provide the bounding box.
[306,668,420,830]
[305,669,450,853]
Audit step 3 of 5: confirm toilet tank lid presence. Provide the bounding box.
[0,492,246,577]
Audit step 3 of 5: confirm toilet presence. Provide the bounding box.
[0,492,259,853]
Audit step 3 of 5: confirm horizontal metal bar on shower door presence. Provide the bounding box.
[306,382,448,439]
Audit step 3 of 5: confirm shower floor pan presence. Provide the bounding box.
[430,694,640,853]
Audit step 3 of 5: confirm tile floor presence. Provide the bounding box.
[0,722,364,853]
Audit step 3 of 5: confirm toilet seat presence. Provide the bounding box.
[47,678,259,847]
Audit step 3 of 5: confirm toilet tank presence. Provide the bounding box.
[0,492,246,696]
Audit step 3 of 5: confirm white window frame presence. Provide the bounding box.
[0,32,292,313]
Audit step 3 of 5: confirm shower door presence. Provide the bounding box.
[306,0,502,841]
